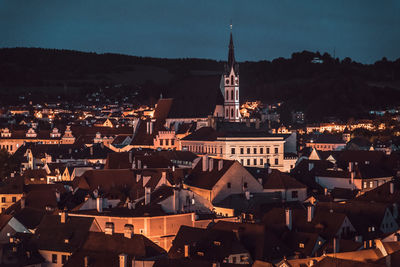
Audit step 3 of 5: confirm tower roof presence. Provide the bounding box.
[225,25,239,75]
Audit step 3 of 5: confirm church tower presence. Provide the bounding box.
[222,25,240,122]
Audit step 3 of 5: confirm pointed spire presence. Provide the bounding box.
[227,23,235,69]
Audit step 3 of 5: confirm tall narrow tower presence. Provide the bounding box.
[222,24,240,122]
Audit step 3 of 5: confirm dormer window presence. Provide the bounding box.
[26,128,37,138]
[1,128,11,138]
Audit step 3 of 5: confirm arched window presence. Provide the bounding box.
[231,108,234,117]
[236,109,239,118]
[226,91,229,100]
[226,108,229,117]
[231,75,234,85]
[231,90,234,100]
[236,90,238,100]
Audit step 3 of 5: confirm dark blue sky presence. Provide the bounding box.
[1,0,399,63]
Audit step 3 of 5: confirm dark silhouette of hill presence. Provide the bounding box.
[1,48,399,123]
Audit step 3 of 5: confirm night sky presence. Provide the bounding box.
[1,0,399,63]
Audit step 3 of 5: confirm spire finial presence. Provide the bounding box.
[230,20,233,31]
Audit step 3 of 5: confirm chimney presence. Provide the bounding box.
[21,197,26,209]
[55,190,60,203]
[285,208,292,230]
[307,205,315,222]
[173,188,179,213]
[245,191,250,200]
[202,155,209,172]
[255,118,260,129]
[145,187,151,205]
[390,182,395,194]
[333,237,340,253]
[246,117,250,127]
[96,197,103,213]
[184,244,190,258]
[84,256,89,267]
[209,158,214,172]
[354,235,363,243]
[150,121,154,135]
[350,171,355,185]
[105,222,114,235]
[393,203,399,219]
[137,160,142,169]
[218,160,223,171]
[60,211,68,223]
[119,253,127,267]
[124,224,134,239]
[308,162,314,171]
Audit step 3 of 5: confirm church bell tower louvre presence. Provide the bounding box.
[221,24,240,122]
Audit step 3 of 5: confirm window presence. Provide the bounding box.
[244,182,248,188]
[220,147,223,154]
[291,191,298,199]
[226,108,229,116]
[231,75,234,85]
[247,148,250,154]
[231,90,234,100]
[171,139,175,146]
[231,108,234,117]
[240,148,244,154]
[363,182,367,189]
[62,255,67,264]
[231,148,235,155]
[240,159,244,165]
[247,159,250,166]
[1,197,5,203]
[12,197,16,202]
[267,158,270,164]
[159,139,163,146]
[275,158,279,165]
[253,148,257,154]
[52,254,57,263]
[165,139,169,146]
[253,159,257,165]
[266,147,270,154]
[260,159,264,165]
[227,183,231,189]
[236,90,238,100]
[260,147,264,154]
[369,181,373,188]
[232,256,237,263]
[274,147,279,154]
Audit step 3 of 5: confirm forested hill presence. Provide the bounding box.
[1,47,400,122]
